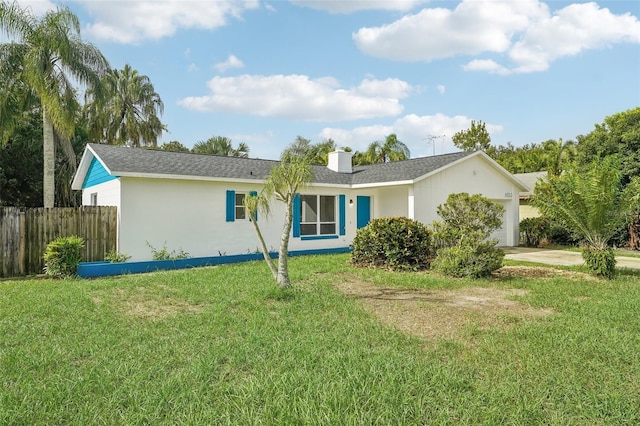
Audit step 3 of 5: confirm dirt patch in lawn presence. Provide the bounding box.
[95,286,205,320]
[335,272,554,342]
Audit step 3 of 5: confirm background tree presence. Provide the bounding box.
[244,160,312,289]
[533,157,640,278]
[192,136,249,157]
[452,120,492,154]
[84,64,165,148]
[576,107,640,184]
[160,141,190,152]
[280,136,337,164]
[542,138,576,176]
[0,108,42,206]
[0,1,108,207]
[355,133,410,164]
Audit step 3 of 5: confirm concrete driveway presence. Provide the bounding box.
[503,247,640,270]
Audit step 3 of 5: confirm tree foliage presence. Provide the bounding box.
[576,107,640,184]
[280,136,337,165]
[0,1,108,207]
[84,64,165,147]
[244,160,312,288]
[192,136,249,157]
[352,133,410,165]
[159,141,190,152]
[452,120,492,153]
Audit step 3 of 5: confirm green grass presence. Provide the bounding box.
[1,254,639,425]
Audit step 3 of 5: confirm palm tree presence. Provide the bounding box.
[244,160,312,288]
[533,157,640,278]
[0,1,109,207]
[192,136,249,157]
[542,138,576,176]
[361,133,410,164]
[84,64,165,147]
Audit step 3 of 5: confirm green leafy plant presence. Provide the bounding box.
[533,157,640,278]
[431,241,504,278]
[104,250,131,263]
[520,217,550,247]
[351,217,432,271]
[43,235,84,278]
[146,241,190,260]
[432,193,505,278]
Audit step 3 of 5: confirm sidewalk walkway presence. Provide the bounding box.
[503,247,640,270]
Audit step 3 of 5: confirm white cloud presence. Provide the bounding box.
[215,54,245,73]
[319,113,503,156]
[436,85,446,94]
[290,0,427,14]
[178,74,411,121]
[79,0,260,43]
[12,0,57,15]
[187,63,199,72]
[353,0,640,74]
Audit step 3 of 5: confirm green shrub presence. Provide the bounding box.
[520,217,549,247]
[43,235,84,278]
[432,241,504,278]
[104,250,131,263]
[432,193,505,278]
[582,247,616,279]
[146,241,190,260]
[351,217,432,271]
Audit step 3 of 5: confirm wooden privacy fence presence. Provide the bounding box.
[0,206,117,277]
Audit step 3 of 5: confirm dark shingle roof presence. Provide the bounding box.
[87,143,473,186]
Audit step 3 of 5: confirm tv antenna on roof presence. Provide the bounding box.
[424,134,446,156]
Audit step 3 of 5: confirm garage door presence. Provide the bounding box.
[489,201,509,246]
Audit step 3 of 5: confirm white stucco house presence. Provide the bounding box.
[71,144,528,261]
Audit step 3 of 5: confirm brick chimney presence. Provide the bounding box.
[327,150,353,173]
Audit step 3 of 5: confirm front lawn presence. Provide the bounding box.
[1,254,639,424]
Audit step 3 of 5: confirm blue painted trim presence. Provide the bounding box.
[249,191,258,221]
[300,234,339,241]
[77,247,352,278]
[292,194,301,237]
[356,195,371,229]
[339,194,346,236]
[226,190,235,222]
[82,157,117,189]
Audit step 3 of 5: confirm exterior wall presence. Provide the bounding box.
[370,186,409,218]
[116,178,354,261]
[82,179,121,208]
[519,199,541,220]
[412,155,521,246]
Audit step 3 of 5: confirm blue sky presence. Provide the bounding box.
[13,0,640,160]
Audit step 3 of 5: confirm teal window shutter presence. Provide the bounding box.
[339,194,346,235]
[249,191,258,221]
[226,190,235,222]
[293,193,301,237]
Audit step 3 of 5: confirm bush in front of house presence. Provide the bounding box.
[351,217,432,271]
[432,193,505,278]
[520,217,549,247]
[431,240,504,278]
[43,235,84,278]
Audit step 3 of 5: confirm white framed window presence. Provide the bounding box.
[90,193,98,206]
[235,193,246,220]
[300,195,336,236]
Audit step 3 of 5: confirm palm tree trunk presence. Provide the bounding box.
[276,197,294,288]
[249,215,278,281]
[42,107,55,208]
